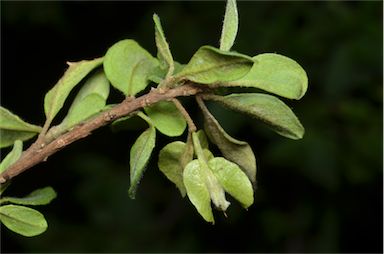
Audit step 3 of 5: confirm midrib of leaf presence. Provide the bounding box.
[0,211,44,229]
[127,59,145,96]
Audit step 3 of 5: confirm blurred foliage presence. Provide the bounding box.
[1,1,382,253]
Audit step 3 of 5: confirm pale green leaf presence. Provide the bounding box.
[207,93,304,139]
[148,61,185,84]
[223,53,308,99]
[44,57,103,123]
[0,205,48,237]
[0,187,57,206]
[144,101,186,137]
[220,0,238,51]
[208,157,254,208]
[0,107,42,133]
[0,130,35,149]
[198,99,256,183]
[0,140,22,174]
[183,159,214,223]
[128,126,156,198]
[174,46,254,84]
[153,14,174,77]
[158,141,187,196]
[0,107,41,148]
[196,130,209,150]
[191,132,230,212]
[104,39,158,96]
[59,71,110,129]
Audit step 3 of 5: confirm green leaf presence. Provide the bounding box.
[222,53,308,100]
[196,130,209,150]
[208,157,254,209]
[198,99,256,183]
[0,205,48,237]
[174,46,254,84]
[183,159,214,223]
[220,0,238,51]
[0,187,57,206]
[158,141,187,196]
[44,58,103,123]
[144,101,186,137]
[128,126,156,198]
[58,71,110,130]
[153,14,174,77]
[104,39,158,96]
[111,113,148,132]
[0,130,35,149]
[207,93,304,139]
[0,140,22,174]
[0,107,41,148]
[191,132,230,212]
[0,107,42,133]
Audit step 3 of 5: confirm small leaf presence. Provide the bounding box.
[222,53,308,100]
[198,99,256,183]
[104,39,158,96]
[174,46,254,84]
[208,157,254,209]
[0,205,48,237]
[191,132,230,212]
[44,57,103,123]
[207,93,304,139]
[220,0,238,51]
[58,71,110,130]
[0,107,42,133]
[196,130,209,150]
[128,126,156,198]
[158,141,187,196]
[0,130,35,149]
[144,101,186,137]
[0,140,22,174]
[1,187,57,206]
[0,107,41,148]
[153,14,174,77]
[183,159,214,223]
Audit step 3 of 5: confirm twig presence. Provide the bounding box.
[0,83,203,183]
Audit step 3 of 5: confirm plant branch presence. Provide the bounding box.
[0,83,204,184]
[172,98,197,132]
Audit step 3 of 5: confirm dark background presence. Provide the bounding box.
[1,1,382,253]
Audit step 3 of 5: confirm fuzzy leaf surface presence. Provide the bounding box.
[44,58,103,123]
[220,0,238,51]
[104,39,158,96]
[223,53,308,99]
[144,101,186,137]
[208,157,254,208]
[153,14,174,76]
[208,93,304,139]
[175,46,253,84]
[128,126,156,198]
[1,187,57,206]
[0,205,47,237]
[0,140,22,174]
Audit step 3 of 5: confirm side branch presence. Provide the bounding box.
[0,83,203,183]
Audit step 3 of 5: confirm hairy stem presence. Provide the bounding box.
[0,83,204,183]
